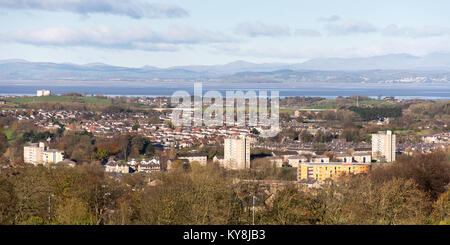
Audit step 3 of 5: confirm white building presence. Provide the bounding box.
[223,136,250,170]
[352,152,372,163]
[24,142,64,166]
[312,155,330,163]
[24,142,45,164]
[372,130,396,162]
[43,149,65,164]
[37,90,51,97]
[287,155,308,168]
[178,154,208,166]
[213,155,224,165]
[105,161,130,174]
[335,153,353,163]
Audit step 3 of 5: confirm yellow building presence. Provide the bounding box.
[298,162,371,182]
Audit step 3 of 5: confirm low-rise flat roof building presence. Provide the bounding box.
[287,155,309,168]
[352,152,372,163]
[298,162,371,182]
[37,90,51,97]
[178,153,208,166]
[335,153,352,163]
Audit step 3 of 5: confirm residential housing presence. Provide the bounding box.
[105,157,161,174]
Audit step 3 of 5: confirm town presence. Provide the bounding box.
[1,91,448,181]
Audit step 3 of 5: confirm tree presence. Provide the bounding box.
[0,177,17,224]
[299,130,313,143]
[250,128,260,135]
[55,198,94,225]
[136,166,244,225]
[132,124,140,131]
[431,189,450,224]
[166,121,175,130]
[0,131,8,156]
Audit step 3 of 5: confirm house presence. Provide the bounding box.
[127,158,161,173]
[136,158,161,173]
[105,161,130,174]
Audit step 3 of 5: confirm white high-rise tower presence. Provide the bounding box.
[223,136,250,170]
[372,130,396,162]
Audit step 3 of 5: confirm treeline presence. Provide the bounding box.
[53,132,157,163]
[0,151,448,225]
[349,105,402,121]
[264,152,450,225]
[407,101,450,119]
[23,101,140,113]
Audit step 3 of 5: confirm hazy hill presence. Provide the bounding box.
[1,53,450,83]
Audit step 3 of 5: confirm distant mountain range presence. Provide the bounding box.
[1,53,450,84]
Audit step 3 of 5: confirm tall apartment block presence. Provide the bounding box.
[372,130,396,162]
[24,142,64,166]
[223,136,250,170]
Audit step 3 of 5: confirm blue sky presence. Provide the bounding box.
[1,0,450,67]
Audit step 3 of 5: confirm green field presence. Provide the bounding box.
[1,128,22,142]
[358,100,395,106]
[303,103,338,109]
[394,129,411,135]
[5,95,111,105]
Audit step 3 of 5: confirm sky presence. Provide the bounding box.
[1,0,450,67]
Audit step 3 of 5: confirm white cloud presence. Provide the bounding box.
[0,0,189,19]
[325,20,378,35]
[294,28,322,37]
[382,24,450,38]
[0,25,234,51]
[317,14,341,22]
[212,39,450,61]
[235,21,291,37]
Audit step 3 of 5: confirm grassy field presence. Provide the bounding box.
[5,95,111,105]
[303,103,338,109]
[1,128,22,142]
[358,100,395,106]
[394,129,412,135]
